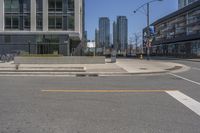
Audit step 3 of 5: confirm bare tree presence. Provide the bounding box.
[133,33,142,54]
[130,33,142,55]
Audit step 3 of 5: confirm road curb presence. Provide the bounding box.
[0,70,171,77]
[150,57,200,62]
[0,63,187,77]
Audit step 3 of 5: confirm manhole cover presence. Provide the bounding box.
[76,74,99,77]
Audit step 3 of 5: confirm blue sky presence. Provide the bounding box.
[85,0,178,40]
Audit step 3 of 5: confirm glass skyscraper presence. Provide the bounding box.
[98,17,110,49]
[116,16,128,53]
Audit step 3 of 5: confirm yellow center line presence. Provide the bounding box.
[41,89,178,93]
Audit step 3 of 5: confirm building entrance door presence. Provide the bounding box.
[37,43,59,54]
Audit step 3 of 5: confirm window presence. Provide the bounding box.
[48,0,63,30]
[48,0,75,31]
[4,0,20,12]
[4,0,30,30]
[12,16,19,29]
[11,0,20,12]
[24,16,30,29]
[56,0,62,11]
[188,0,198,4]
[5,16,19,29]
[67,15,74,30]
[49,17,55,29]
[56,17,62,29]
[5,0,11,12]
[48,0,62,12]
[68,0,74,11]
[48,16,62,29]
[5,16,12,29]
[23,0,30,12]
[36,0,43,12]
[37,14,43,30]
[36,0,43,30]
[49,0,55,11]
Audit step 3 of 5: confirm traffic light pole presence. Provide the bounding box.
[133,0,163,60]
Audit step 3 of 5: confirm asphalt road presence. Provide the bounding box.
[0,60,200,133]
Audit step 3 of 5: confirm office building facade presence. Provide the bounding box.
[0,0,84,56]
[98,17,110,49]
[143,1,200,57]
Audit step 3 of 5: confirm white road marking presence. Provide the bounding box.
[169,73,200,86]
[166,91,200,117]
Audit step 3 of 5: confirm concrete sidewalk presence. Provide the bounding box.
[0,59,189,76]
[115,59,188,74]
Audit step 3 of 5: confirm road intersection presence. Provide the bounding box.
[0,59,200,133]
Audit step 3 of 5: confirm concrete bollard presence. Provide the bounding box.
[140,54,143,59]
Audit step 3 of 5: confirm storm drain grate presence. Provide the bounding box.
[139,68,148,70]
[76,74,99,77]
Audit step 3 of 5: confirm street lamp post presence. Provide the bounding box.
[133,0,163,60]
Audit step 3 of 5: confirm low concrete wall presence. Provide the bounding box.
[14,56,105,64]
